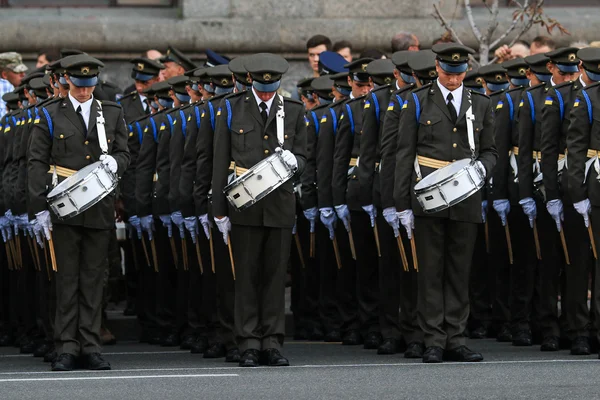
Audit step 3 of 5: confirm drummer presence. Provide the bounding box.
[211,53,307,367]
[393,43,497,363]
[28,54,130,371]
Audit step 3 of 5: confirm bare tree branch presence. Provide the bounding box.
[432,2,466,46]
[464,0,483,41]
[485,0,501,43]
[489,0,529,49]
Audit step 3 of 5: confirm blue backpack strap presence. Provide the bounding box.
[150,117,158,143]
[225,99,233,131]
[371,92,380,124]
[344,103,355,135]
[41,107,53,138]
[554,89,565,121]
[505,92,515,122]
[135,122,143,144]
[194,106,201,129]
[330,108,338,134]
[166,113,174,135]
[179,110,187,138]
[526,91,536,124]
[27,108,32,121]
[395,94,402,109]
[582,89,593,124]
[310,111,319,136]
[208,101,216,131]
[11,116,16,126]
[412,92,421,121]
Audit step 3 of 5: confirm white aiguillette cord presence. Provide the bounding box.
[276,94,285,148]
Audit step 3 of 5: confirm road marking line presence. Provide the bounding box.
[0,350,188,358]
[0,374,238,382]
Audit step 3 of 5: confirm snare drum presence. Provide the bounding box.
[224,152,295,211]
[47,161,119,220]
[414,158,485,213]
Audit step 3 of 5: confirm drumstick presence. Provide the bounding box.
[141,236,151,267]
[26,236,38,271]
[32,238,43,277]
[559,226,571,265]
[150,238,159,273]
[588,222,597,260]
[309,232,315,258]
[195,239,204,274]
[15,234,22,268]
[373,222,381,257]
[227,236,236,280]
[332,235,342,270]
[209,228,215,274]
[5,242,13,270]
[9,239,20,269]
[169,237,179,269]
[348,228,357,260]
[294,232,306,269]
[396,235,409,272]
[484,221,490,254]
[505,223,514,265]
[410,233,419,272]
[43,240,50,277]
[533,220,542,260]
[181,238,189,271]
[47,232,58,272]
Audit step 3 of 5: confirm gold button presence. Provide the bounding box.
[427,120,431,125]
[86,155,91,160]
[284,134,288,139]
[264,149,269,154]
[452,159,456,162]
[59,134,64,139]
[239,129,244,133]
[453,127,457,132]
[476,128,480,131]
[416,177,421,182]
[264,135,268,140]
[129,132,133,137]
[84,140,89,145]
[108,139,111,143]
[453,143,457,148]
[352,175,356,179]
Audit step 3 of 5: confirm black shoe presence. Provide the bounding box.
[422,346,444,363]
[85,353,111,370]
[512,330,532,346]
[225,348,241,363]
[443,346,483,362]
[469,326,487,339]
[496,326,512,343]
[377,338,399,355]
[51,353,77,371]
[239,349,260,367]
[44,350,57,363]
[180,335,195,350]
[571,336,591,356]
[33,341,53,358]
[261,348,290,366]
[20,338,36,354]
[540,336,559,352]
[342,330,362,346]
[404,342,425,359]
[590,336,599,354]
[190,336,208,354]
[309,327,325,341]
[293,328,309,341]
[204,343,226,359]
[161,333,180,347]
[363,332,383,350]
[0,333,15,347]
[324,330,342,342]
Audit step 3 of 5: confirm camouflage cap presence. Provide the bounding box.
[0,52,28,73]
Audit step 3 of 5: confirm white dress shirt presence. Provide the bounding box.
[252,87,275,116]
[436,79,463,117]
[68,93,94,130]
[139,94,148,111]
[579,75,587,88]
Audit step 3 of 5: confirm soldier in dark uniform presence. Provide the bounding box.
[565,47,600,360]
[28,54,130,371]
[517,49,579,351]
[212,53,307,367]
[541,48,591,354]
[394,43,497,363]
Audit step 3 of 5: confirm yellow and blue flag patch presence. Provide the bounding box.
[321,115,327,123]
[364,100,371,109]
[402,100,408,109]
[496,101,503,110]
[574,98,580,107]
[387,102,394,111]
[519,99,524,108]
[216,108,222,116]
[544,96,553,105]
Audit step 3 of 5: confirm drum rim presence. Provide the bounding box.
[47,161,105,200]
[414,158,473,192]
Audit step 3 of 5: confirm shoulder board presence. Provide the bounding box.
[132,114,150,124]
[507,86,525,94]
[284,97,304,106]
[348,95,366,105]
[373,84,392,94]
[554,81,573,91]
[394,83,415,96]
[98,100,121,108]
[525,83,546,93]
[224,90,245,100]
[210,92,229,102]
[119,91,137,101]
[584,81,600,91]
[471,90,490,99]
[313,103,329,111]
[414,83,433,94]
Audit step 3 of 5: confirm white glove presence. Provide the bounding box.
[362,204,377,228]
[276,147,298,171]
[18,214,33,237]
[171,211,185,238]
[128,215,142,239]
[477,160,486,177]
[4,210,14,240]
[519,197,537,228]
[481,200,488,224]
[398,209,414,239]
[140,215,155,240]
[30,219,44,247]
[319,207,337,240]
[574,199,591,228]
[214,216,231,245]
[159,214,173,238]
[303,207,317,233]
[382,207,400,237]
[184,216,198,243]
[199,214,211,240]
[100,154,118,173]
[334,204,351,231]
[492,199,511,227]
[0,216,11,242]
[35,210,52,241]
[546,199,564,232]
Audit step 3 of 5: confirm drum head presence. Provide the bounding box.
[48,162,102,199]
[414,158,472,190]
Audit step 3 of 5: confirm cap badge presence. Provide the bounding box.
[263,73,272,81]
[81,66,90,75]
[429,70,437,78]
[568,53,577,62]
[384,77,392,84]
[138,63,144,71]
[221,78,229,86]
[167,49,171,55]
[361,64,368,72]
[475,77,483,84]
[519,67,526,76]
[495,74,503,81]
[452,53,461,61]
[246,77,252,84]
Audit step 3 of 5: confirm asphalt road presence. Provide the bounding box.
[1,339,600,400]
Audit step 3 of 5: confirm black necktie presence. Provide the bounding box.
[259,102,268,124]
[446,93,457,124]
[76,105,87,135]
